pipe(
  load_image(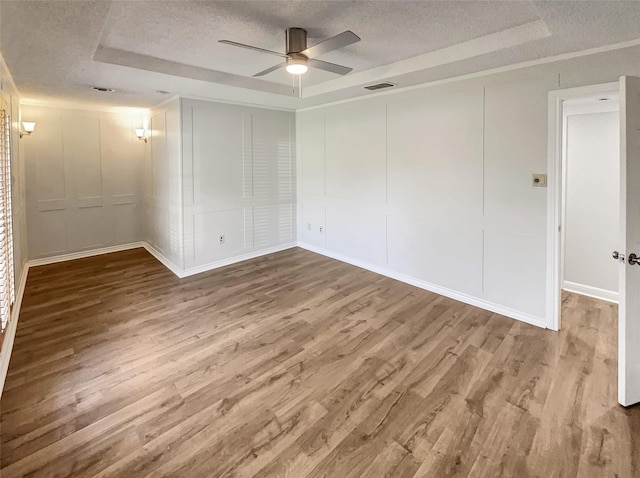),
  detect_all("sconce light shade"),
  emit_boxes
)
[22,122,36,133]
[135,128,147,143]
[20,121,36,138]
